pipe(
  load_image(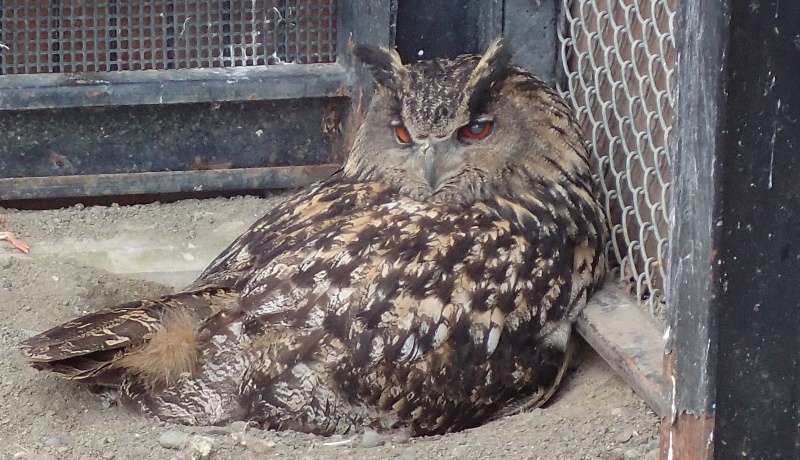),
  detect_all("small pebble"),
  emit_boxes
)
[611,408,623,416]
[102,451,116,459]
[181,435,214,460]
[394,454,417,460]
[624,448,641,459]
[361,429,385,448]
[390,429,412,444]
[229,420,249,431]
[45,436,66,448]
[244,437,275,454]
[159,430,189,449]
[530,408,544,417]
[645,449,659,460]
[231,431,276,453]
[615,431,633,443]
